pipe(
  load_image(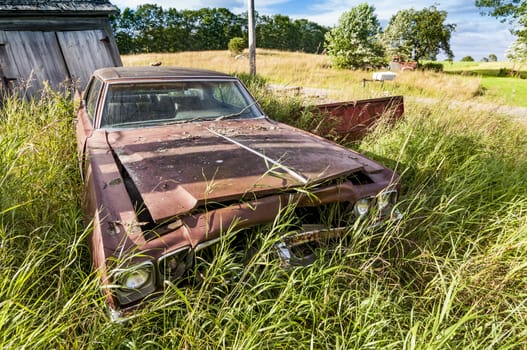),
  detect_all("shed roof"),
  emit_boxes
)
[0,0,117,15]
